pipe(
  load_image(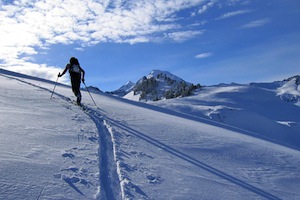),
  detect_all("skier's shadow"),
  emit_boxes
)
[106,117,281,200]
[63,177,84,196]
